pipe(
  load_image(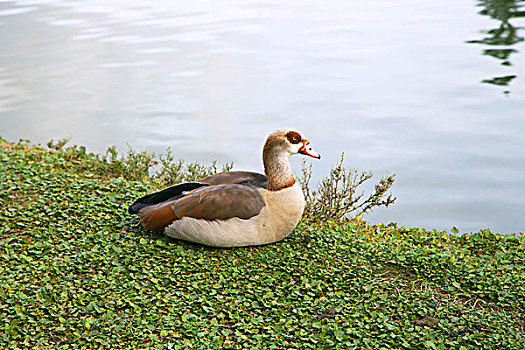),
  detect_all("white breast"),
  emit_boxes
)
[164,182,305,247]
